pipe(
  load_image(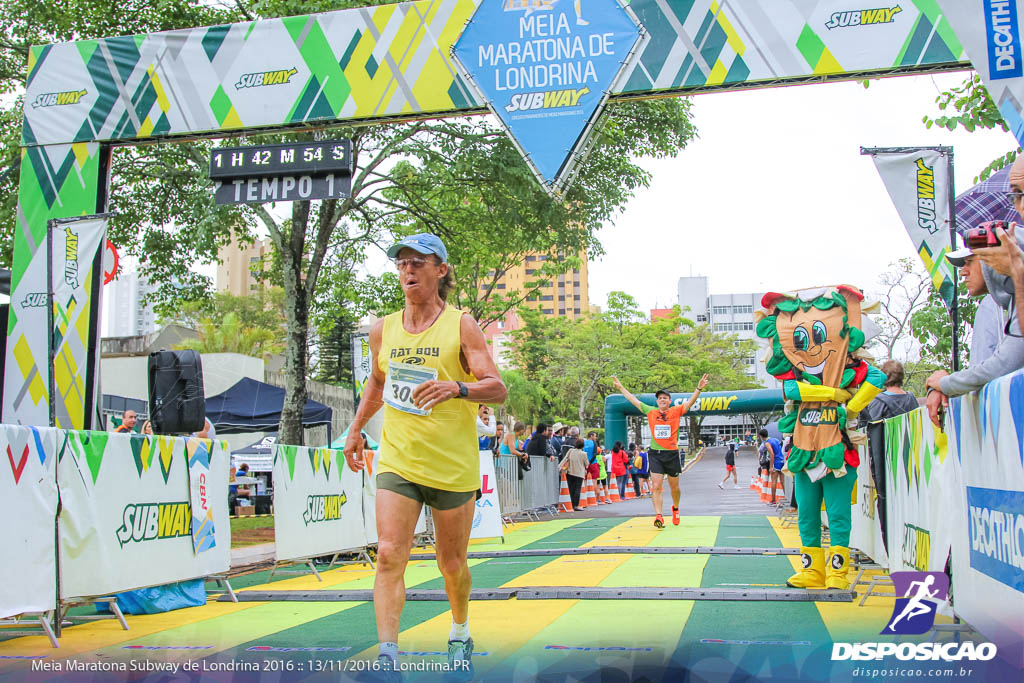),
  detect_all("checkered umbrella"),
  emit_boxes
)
[955,166,1017,236]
